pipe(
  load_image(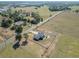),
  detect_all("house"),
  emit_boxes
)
[14,21,24,26]
[33,32,45,41]
[0,7,8,13]
[0,8,6,13]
